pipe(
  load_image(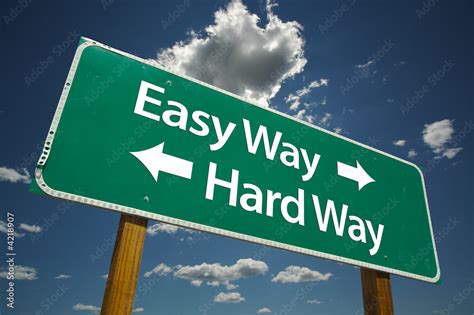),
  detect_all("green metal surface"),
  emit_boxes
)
[32,38,439,282]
